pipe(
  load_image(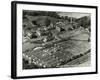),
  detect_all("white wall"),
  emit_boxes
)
[0,0,99,80]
